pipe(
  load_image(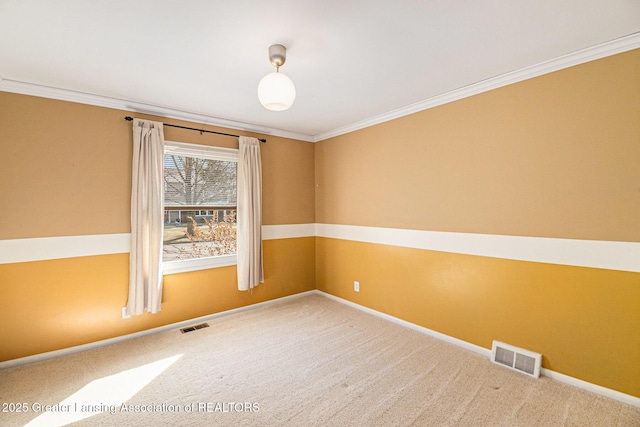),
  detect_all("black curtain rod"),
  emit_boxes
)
[124,116,266,143]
